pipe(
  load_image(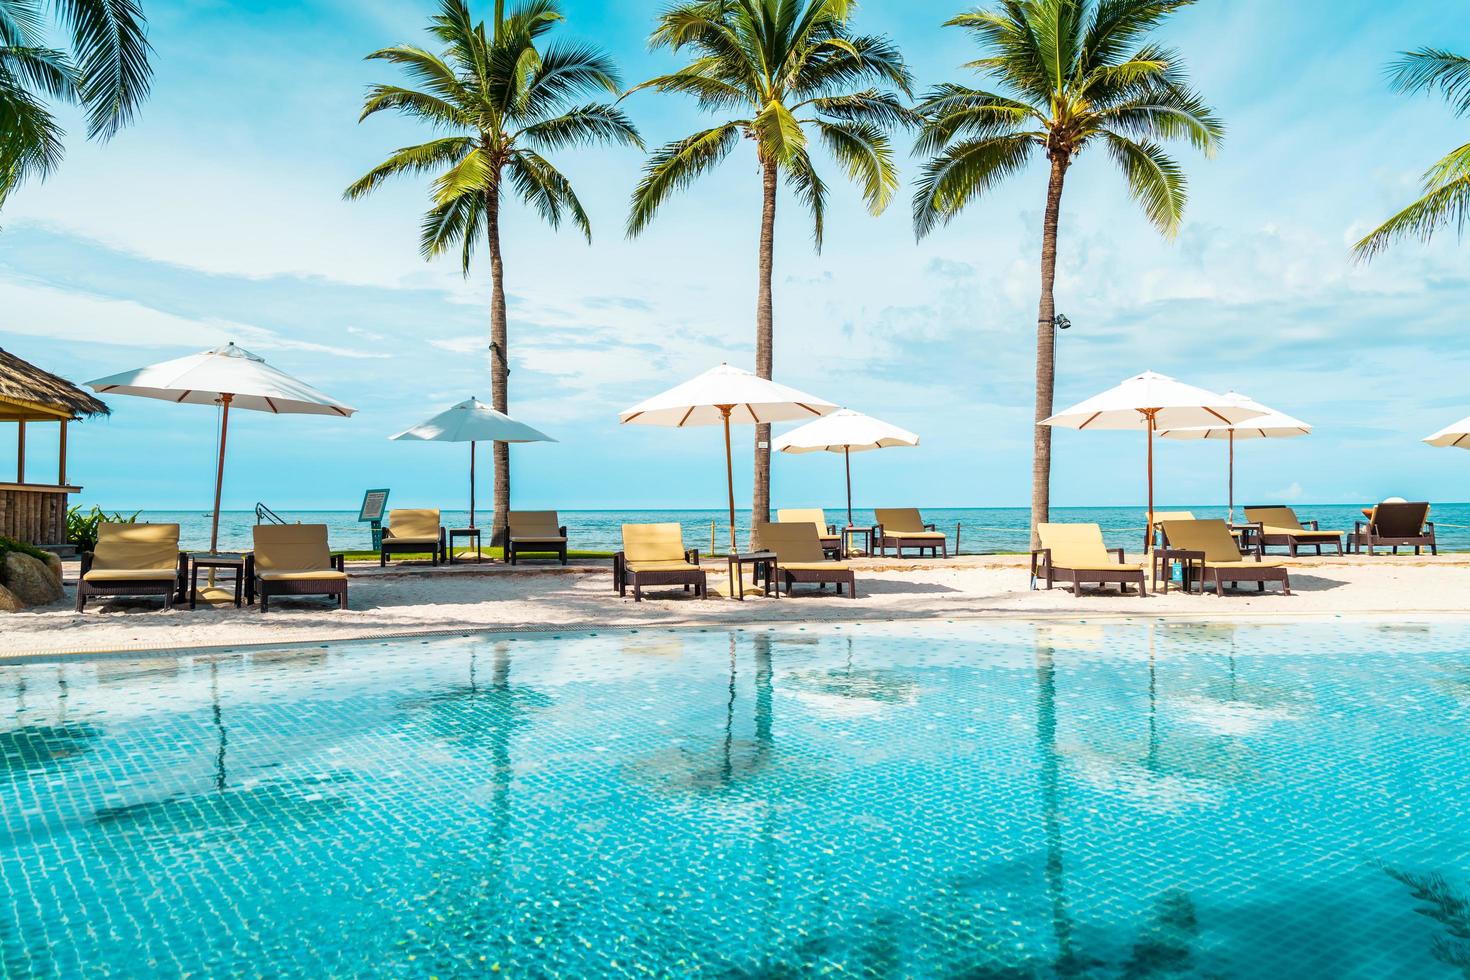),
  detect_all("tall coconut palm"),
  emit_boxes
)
[0,0,152,208]
[346,0,640,548]
[913,0,1222,543]
[626,0,912,528]
[1354,49,1470,261]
